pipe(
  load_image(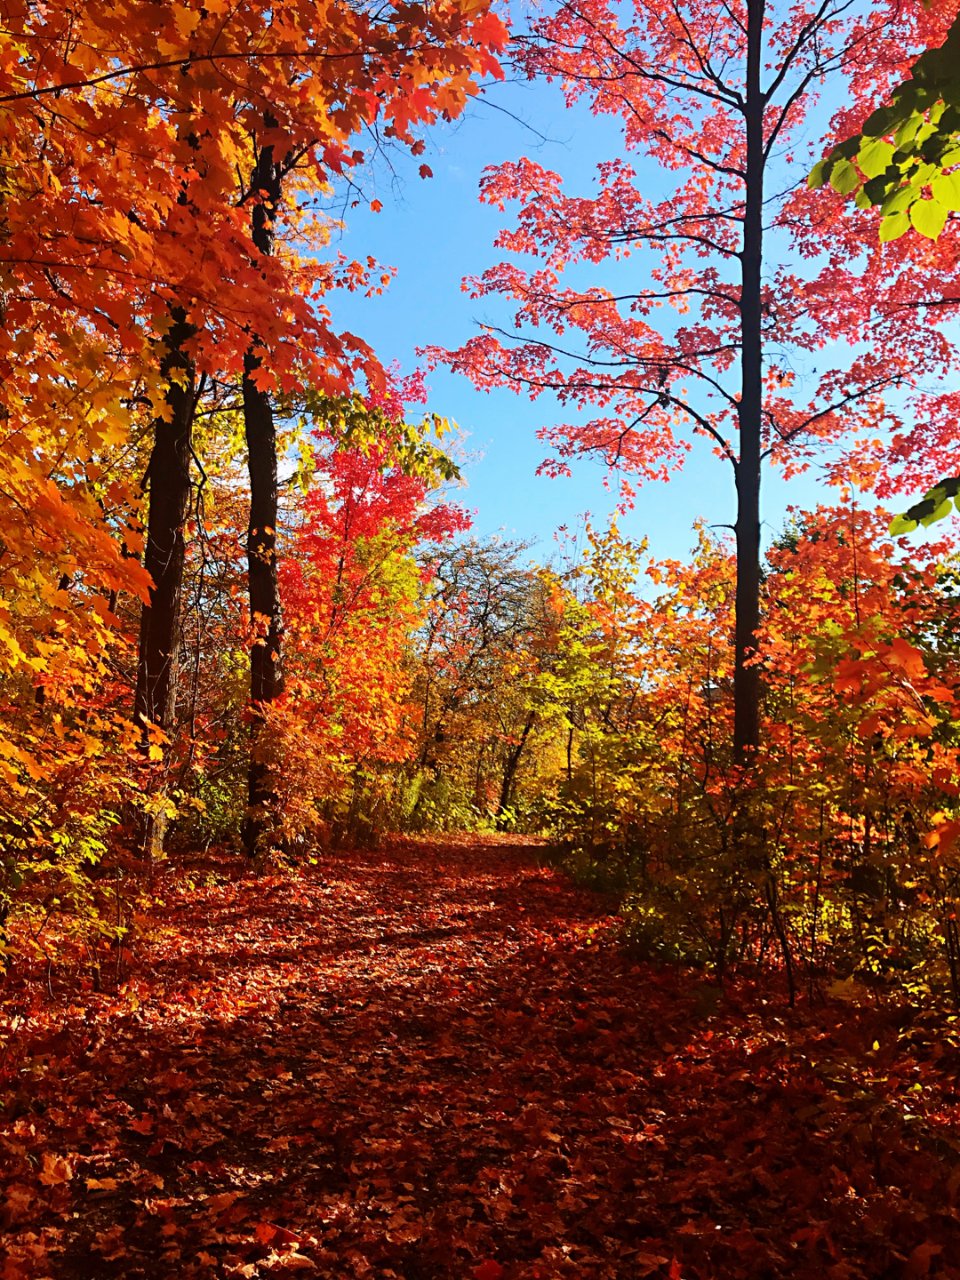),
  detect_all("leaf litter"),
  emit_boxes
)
[2,835,960,1278]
